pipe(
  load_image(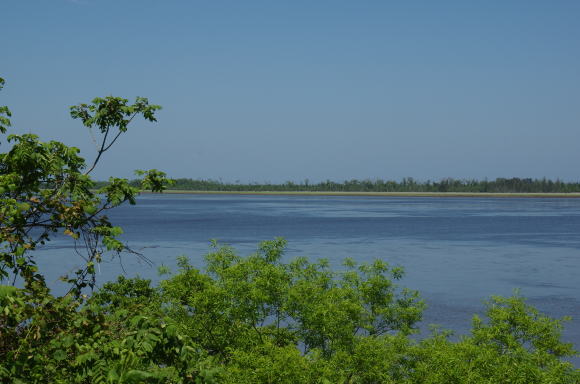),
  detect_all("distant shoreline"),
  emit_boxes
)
[142,190,580,198]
